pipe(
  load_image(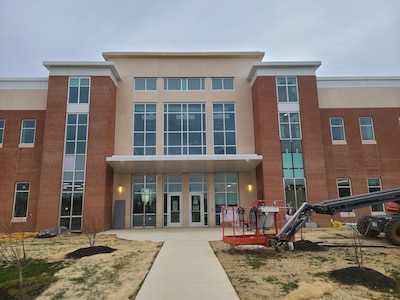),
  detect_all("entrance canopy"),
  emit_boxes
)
[106,154,262,173]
